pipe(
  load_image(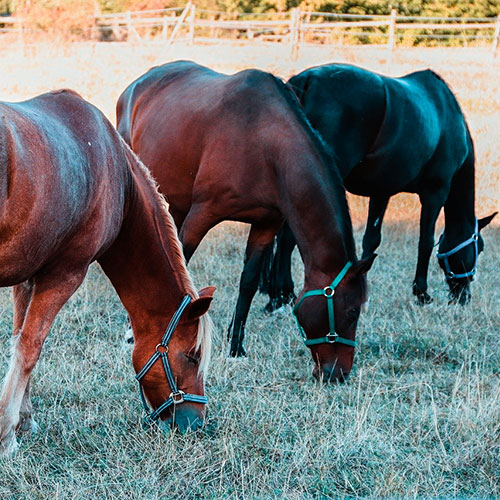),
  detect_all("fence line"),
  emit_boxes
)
[1,9,500,58]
